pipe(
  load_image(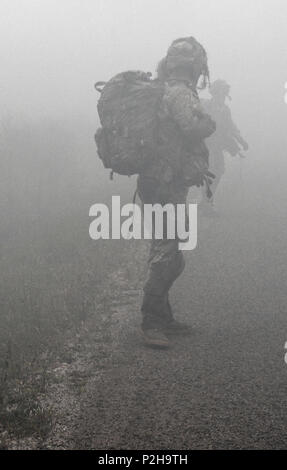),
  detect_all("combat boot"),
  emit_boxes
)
[141,328,170,349]
[163,319,193,336]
